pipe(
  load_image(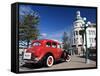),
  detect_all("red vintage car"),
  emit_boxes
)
[23,39,71,67]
